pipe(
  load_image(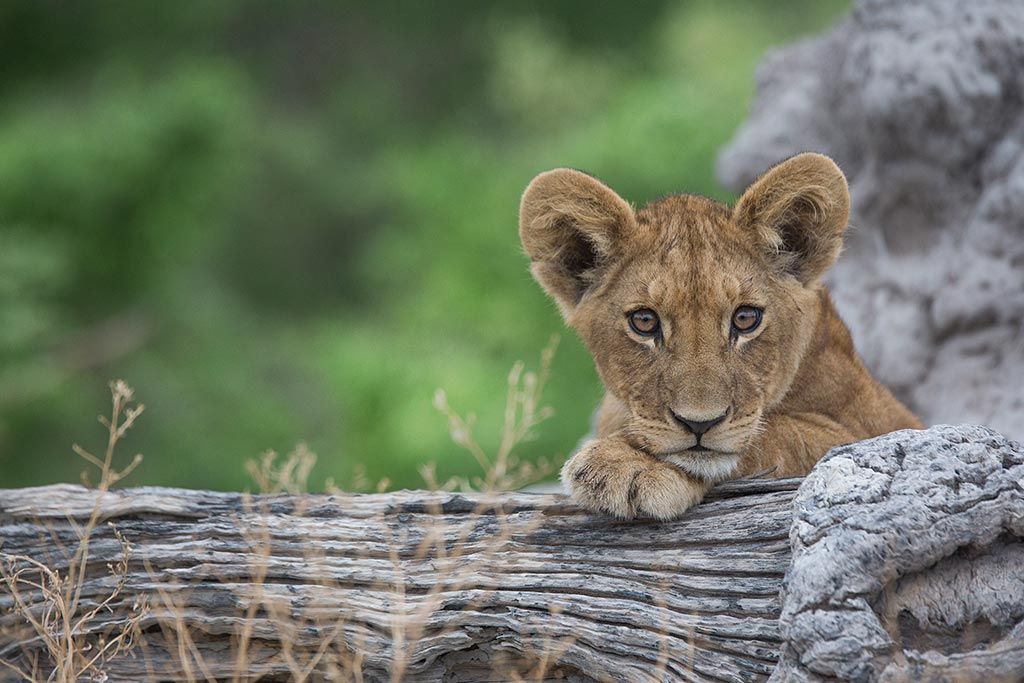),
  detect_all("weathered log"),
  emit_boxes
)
[0,477,798,682]
[1,425,1021,682]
